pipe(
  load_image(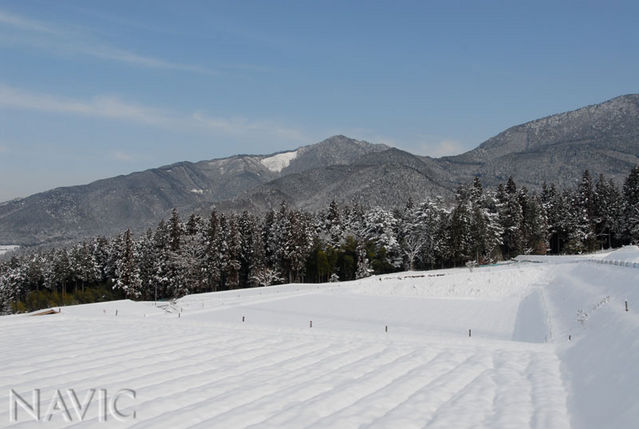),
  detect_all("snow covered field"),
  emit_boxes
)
[0,245,19,256]
[2,249,639,428]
